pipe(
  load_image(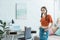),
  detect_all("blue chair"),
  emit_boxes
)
[25,27,33,40]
